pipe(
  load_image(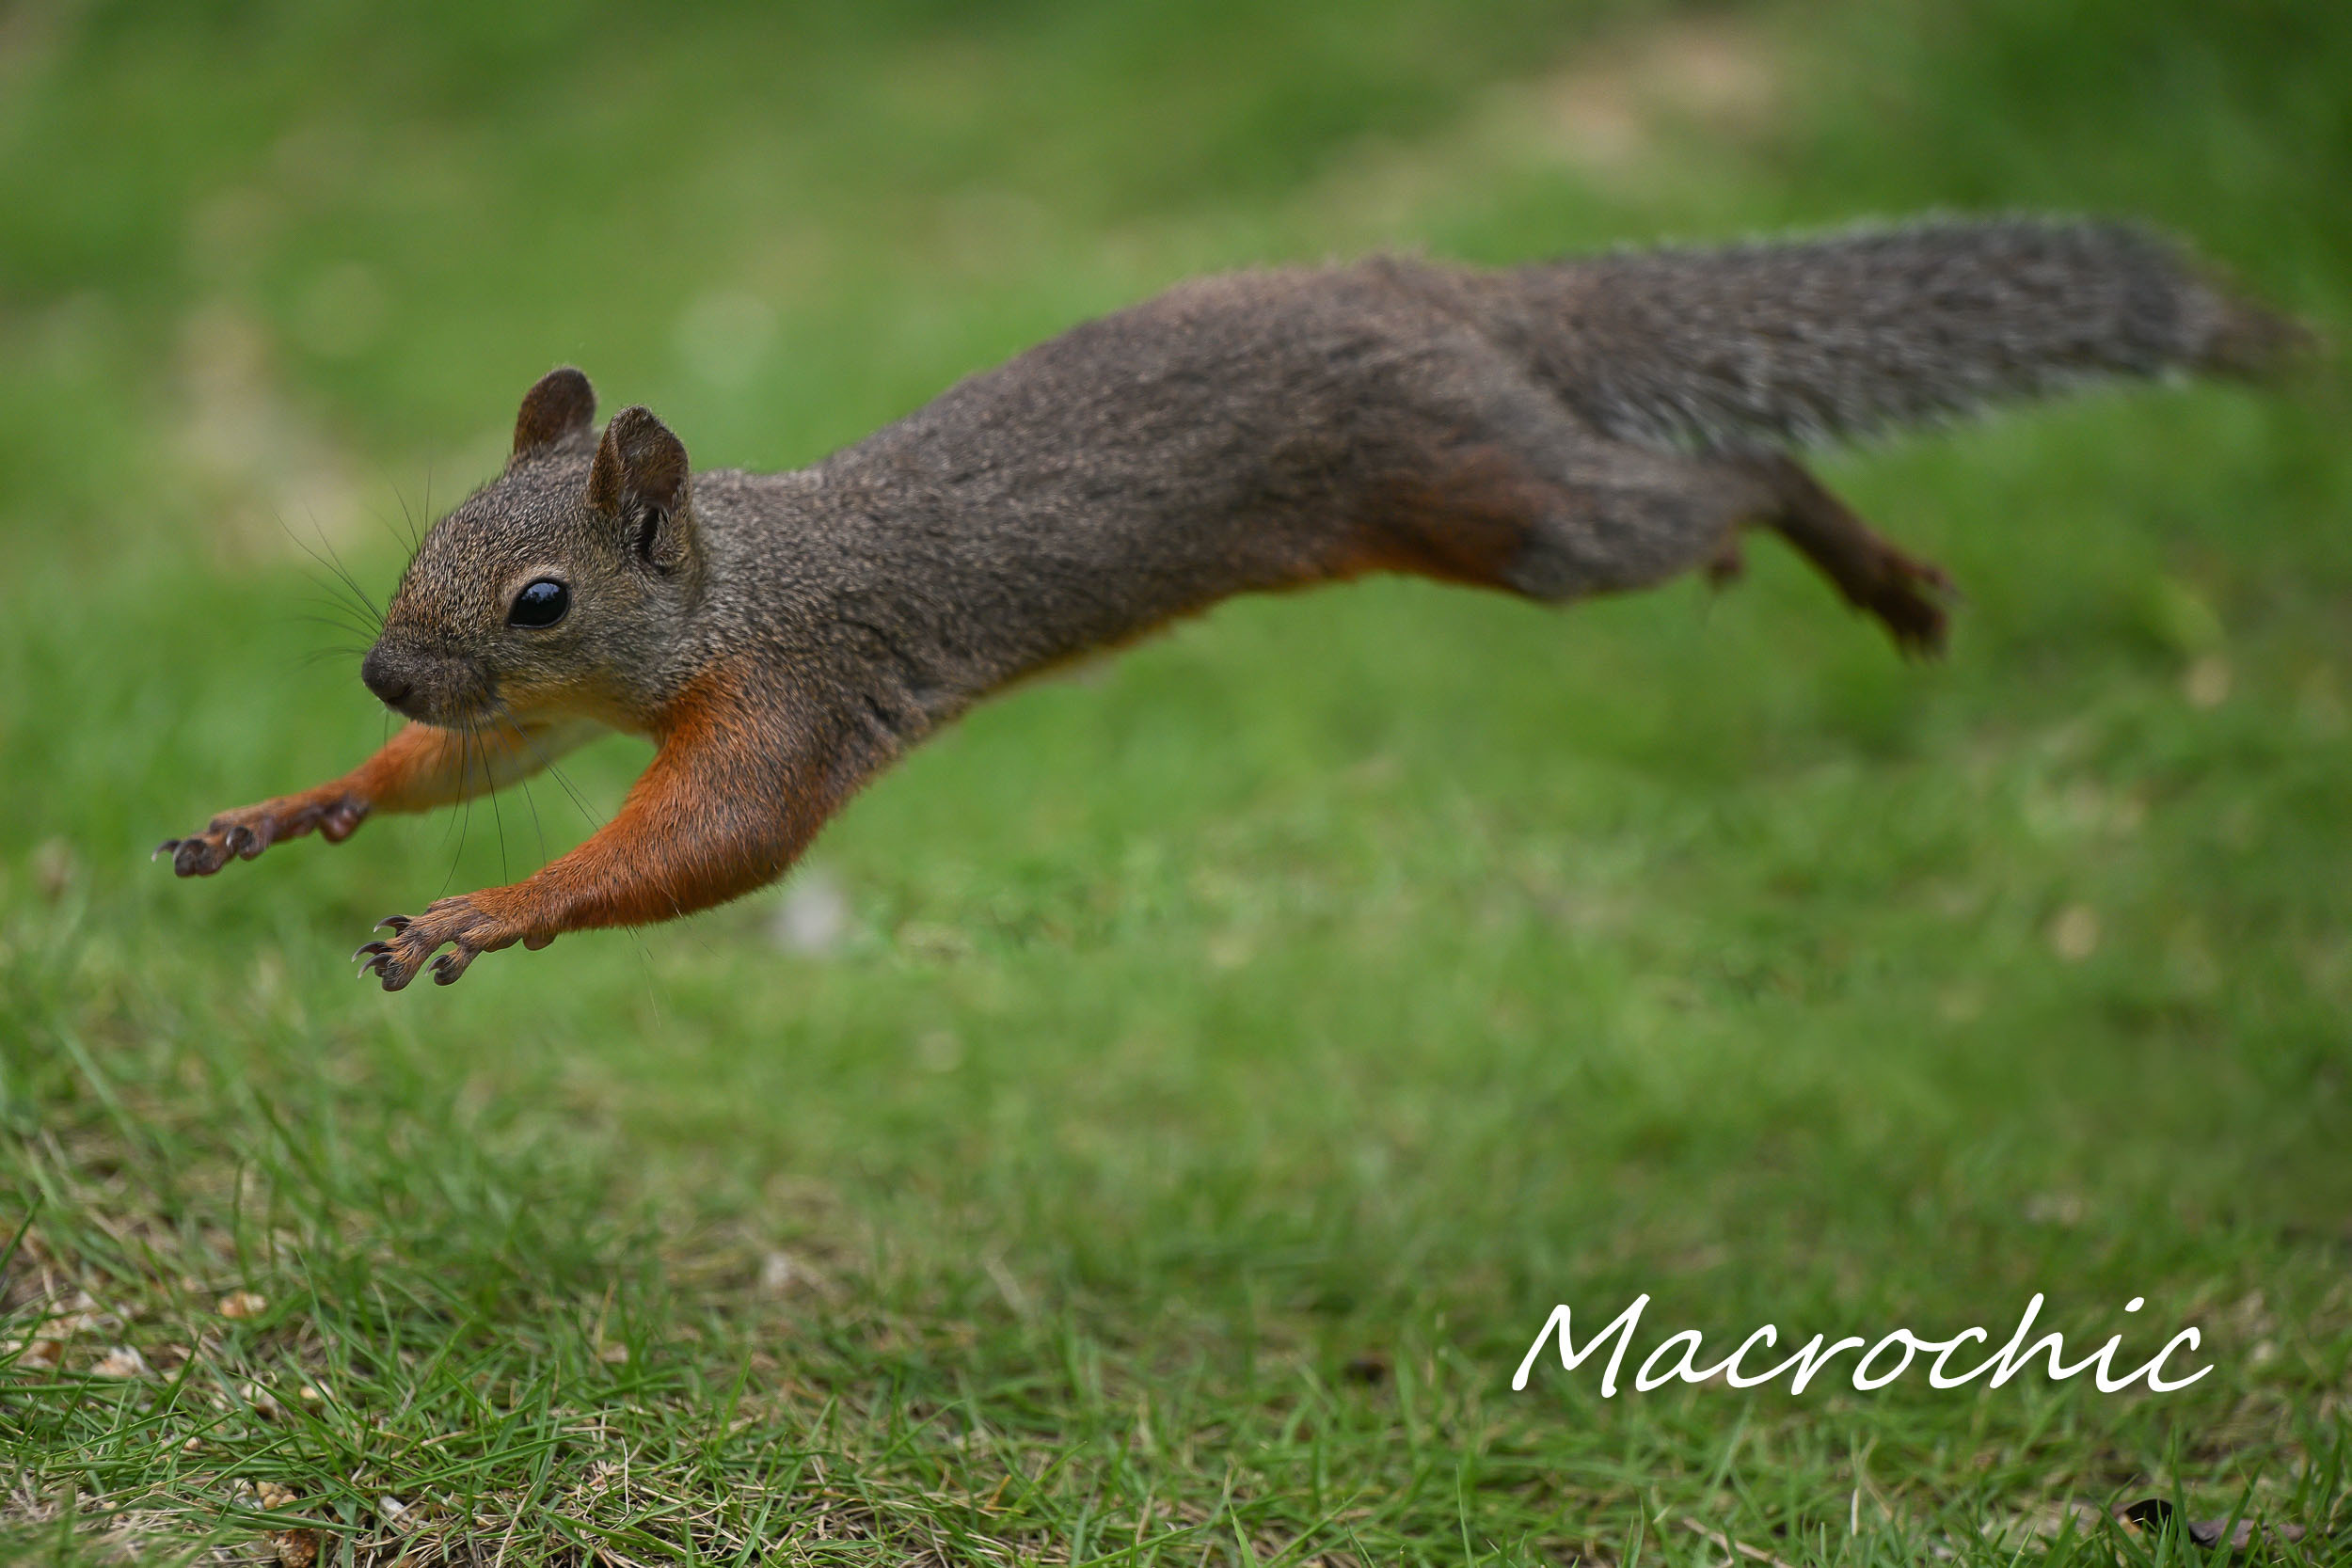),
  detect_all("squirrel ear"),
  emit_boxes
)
[588,405,695,569]
[512,367,596,462]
